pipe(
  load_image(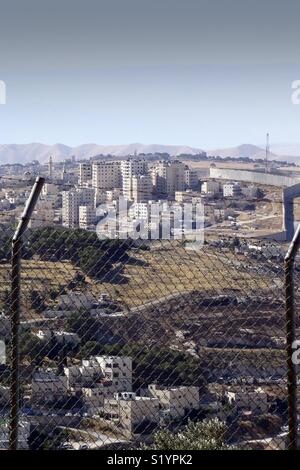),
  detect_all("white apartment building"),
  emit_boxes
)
[64,364,104,389]
[79,205,97,229]
[224,387,268,414]
[106,188,122,202]
[64,355,132,392]
[128,202,149,221]
[120,159,149,200]
[92,161,121,190]
[80,187,95,205]
[79,162,92,185]
[148,384,200,418]
[103,393,160,436]
[81,384,128,414]
[154,161,186,196]
[131,174,153,202]
[62,187,95,228]
[223,182,242,197]
[185,168,199,189]
[201,180,220,195]
[242,185,261,198]
[85,356,132,391]
[42,183,59,196]
[62,190,81,227]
